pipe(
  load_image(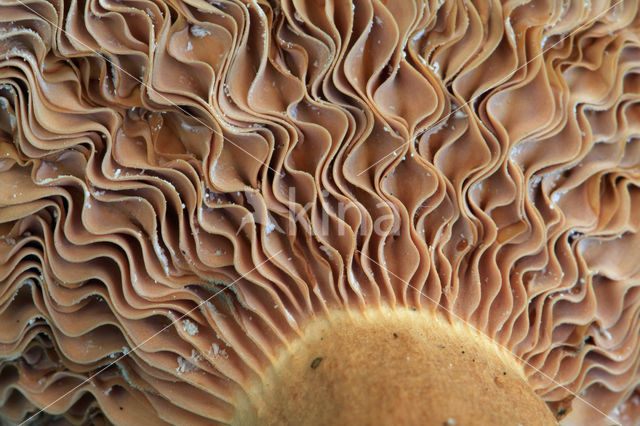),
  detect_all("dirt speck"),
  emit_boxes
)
[310,357,323,369]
